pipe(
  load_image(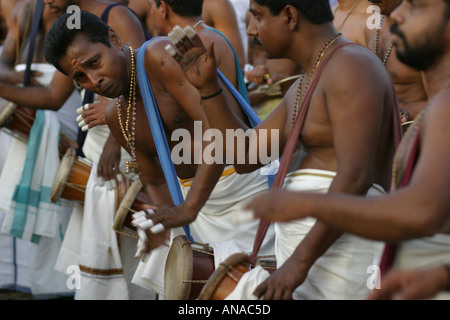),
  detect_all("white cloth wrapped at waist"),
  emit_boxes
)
[226,168,385,300]
[393,233,450,300]
[15,63,81,140]
[177,165,275,256]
